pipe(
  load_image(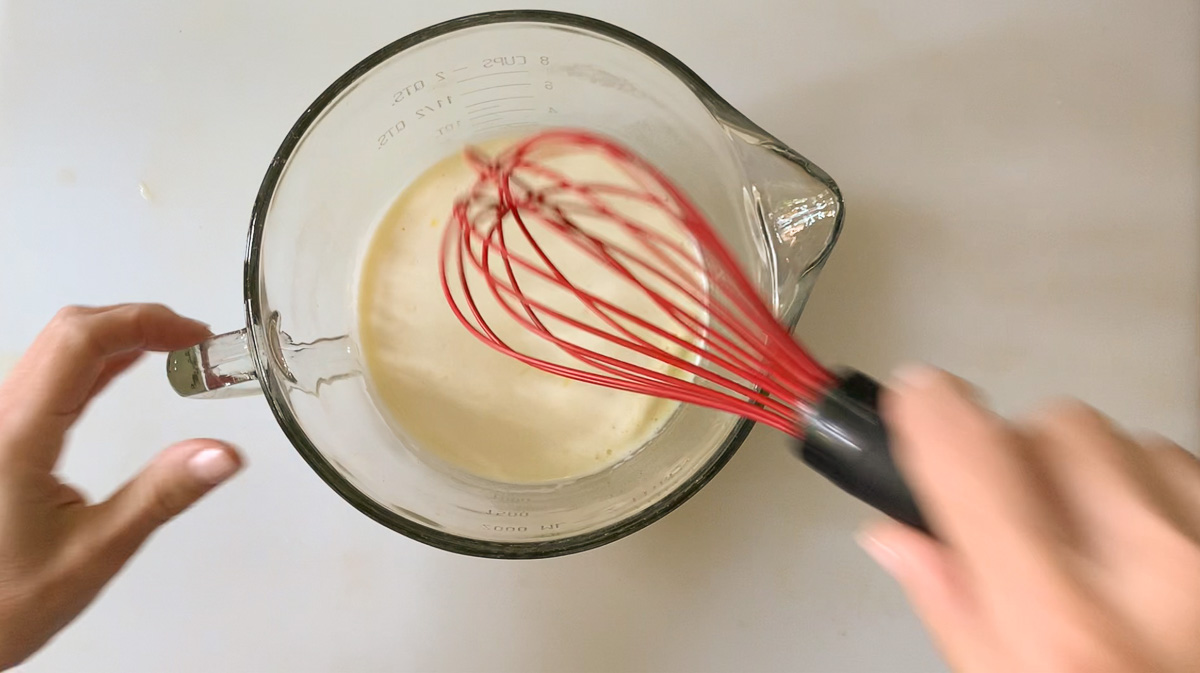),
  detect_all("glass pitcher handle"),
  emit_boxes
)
[166,328,261,398]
